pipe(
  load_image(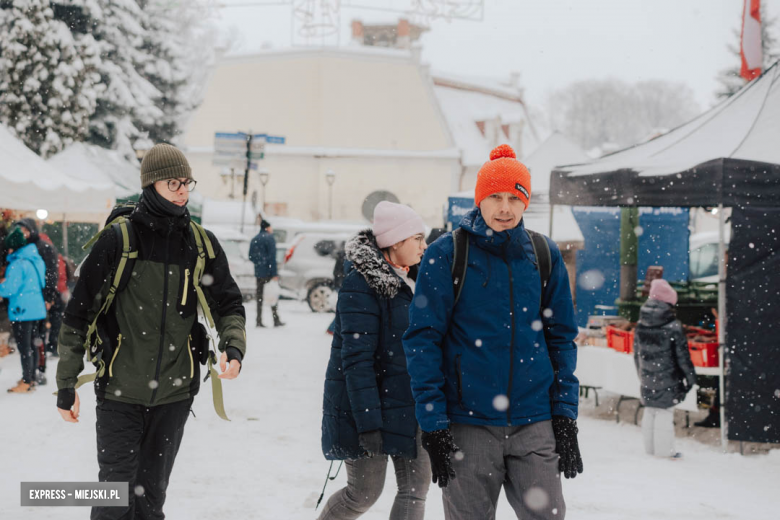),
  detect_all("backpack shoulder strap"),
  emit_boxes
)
[111,220,137,293]
[451,227,469,305]
[189,221,216,329]
[527,229,552,300]
[82,218,138,376]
